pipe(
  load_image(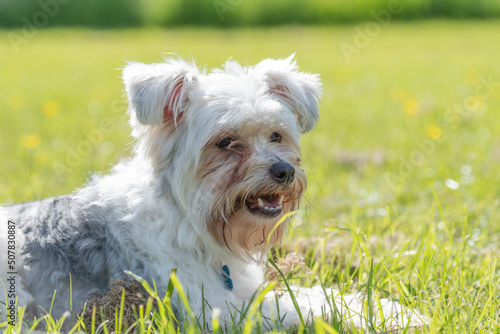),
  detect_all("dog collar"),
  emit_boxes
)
[221,265,233,291]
